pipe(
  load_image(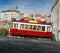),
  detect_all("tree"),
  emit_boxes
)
[0,28,8,36]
